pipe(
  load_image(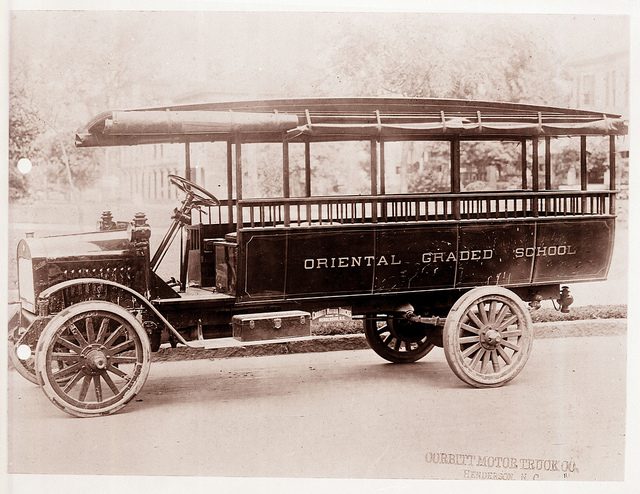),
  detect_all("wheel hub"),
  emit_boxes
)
[480,327,502,349]
[85,349,108,371]
[392,320,427,343]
